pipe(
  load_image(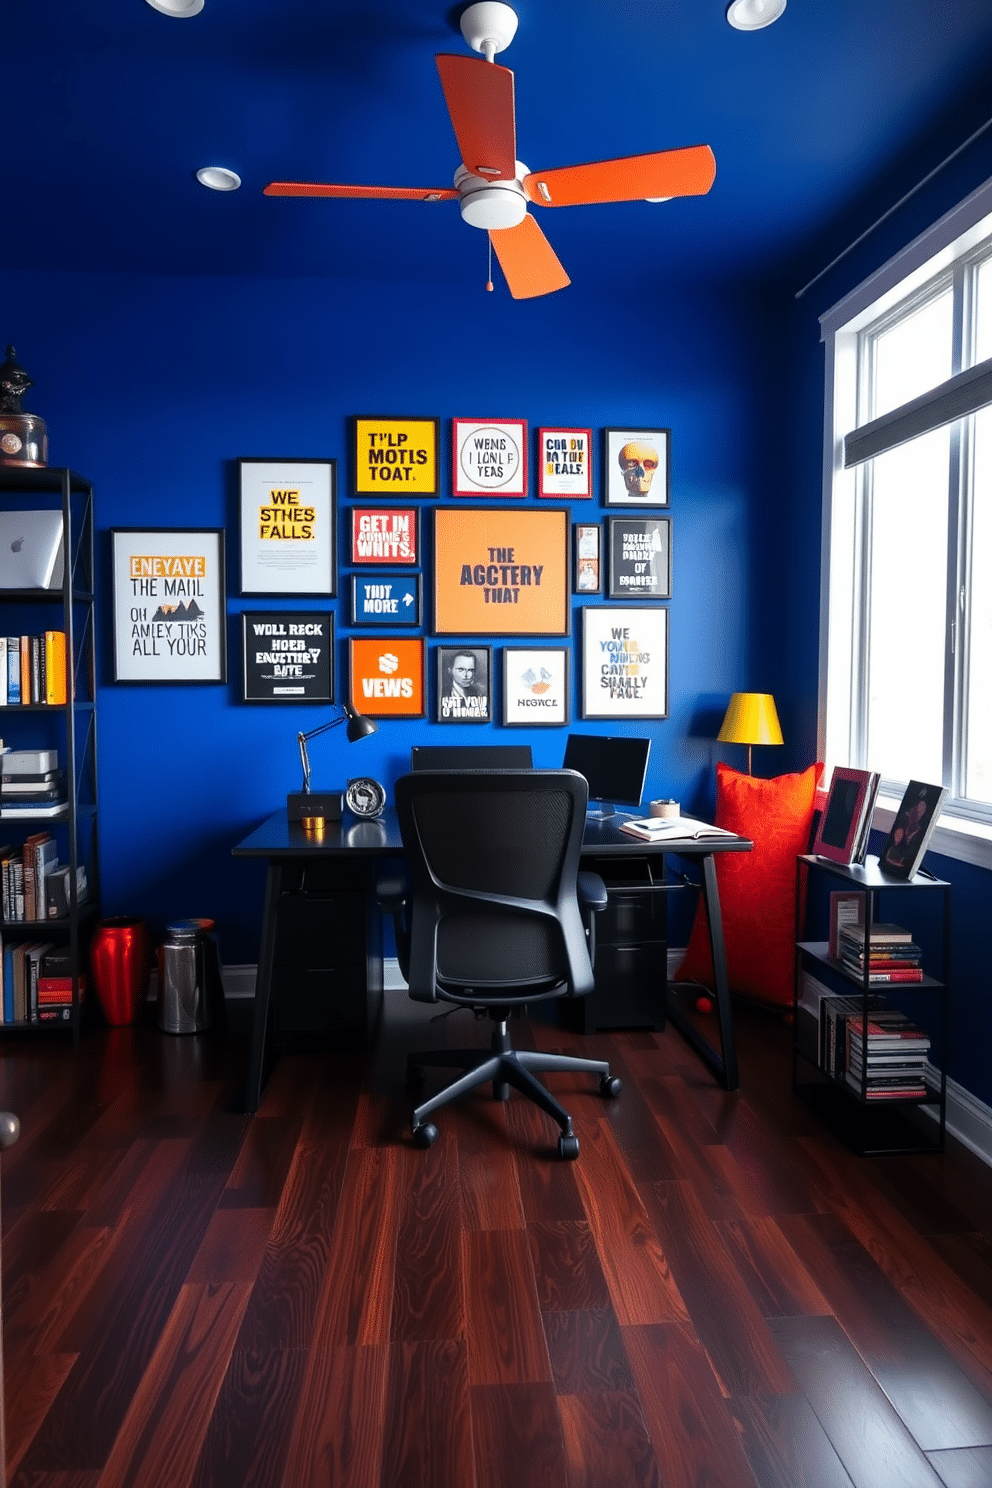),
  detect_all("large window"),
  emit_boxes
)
[820,180,992,865]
